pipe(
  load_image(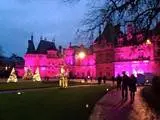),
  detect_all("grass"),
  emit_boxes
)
[141,86,160,114]
[0,85,111,120]
[0,80,96,91]
[0,81,58,91]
